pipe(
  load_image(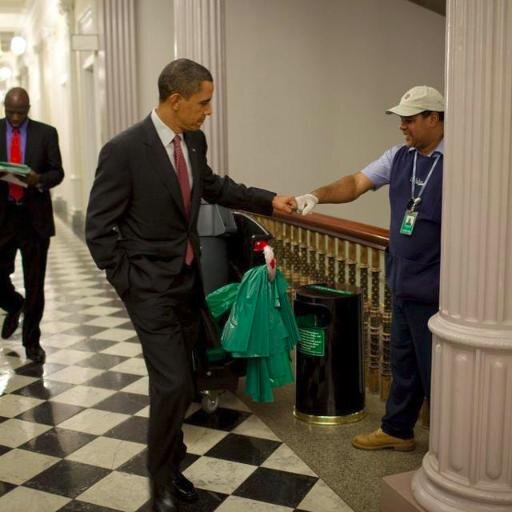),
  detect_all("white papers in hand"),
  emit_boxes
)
[0,174,27,187]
